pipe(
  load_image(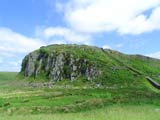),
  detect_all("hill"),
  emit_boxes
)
[20,44,160,89]
[1,45,160,117]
